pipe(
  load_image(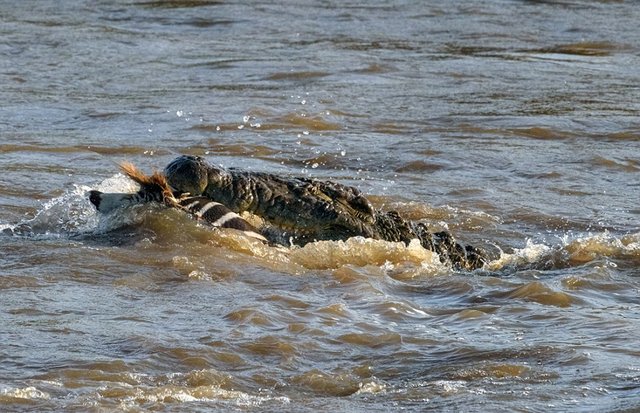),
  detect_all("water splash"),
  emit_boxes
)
[4,173,638,274]
[488,231,640,272]
[488,239,551,270]
[2,173,138,239]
